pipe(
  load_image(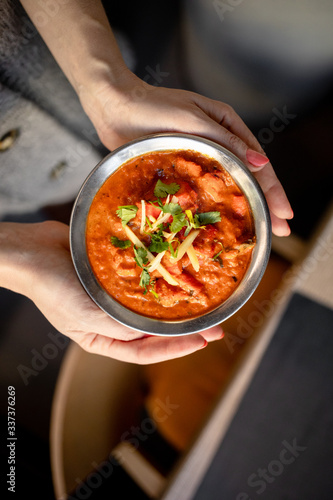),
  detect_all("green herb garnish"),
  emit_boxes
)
[139,268,151,294]
[133,246,150,294]
[110,236,132,249]
[154,180,180,198]
[149,229,170,253]
[195,211,221,226]
[212,249,223,260]
[168,241,179,259]
[170,212,188,233]
[162,202,182,215]
[150,280,160,300]
[145,216,153,229]
[133,246,149,268]
[116,205,138,226]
